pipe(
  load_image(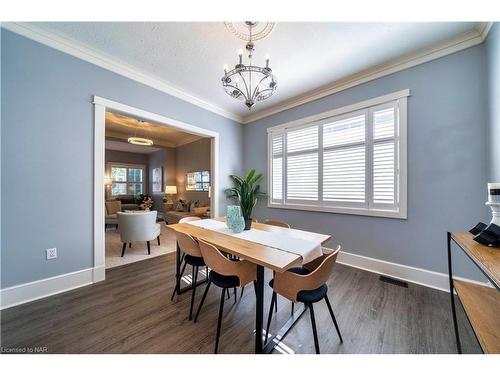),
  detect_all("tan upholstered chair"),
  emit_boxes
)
[105,200,122,230]
[265,246,343,354]
[264,220,291,228]
[171,232,207,320]
[194,239,257,354]
[117,211,160,257]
